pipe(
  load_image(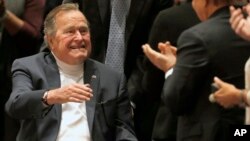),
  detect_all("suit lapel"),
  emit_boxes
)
[84,59,99,134]
[45,53,60,89]
[44,53,62,125]
[125,0,145,43]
